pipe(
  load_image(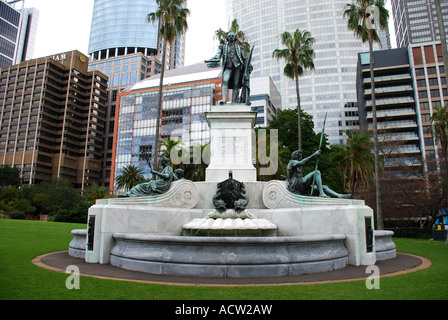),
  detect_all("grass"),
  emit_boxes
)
[0,219,447,300]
